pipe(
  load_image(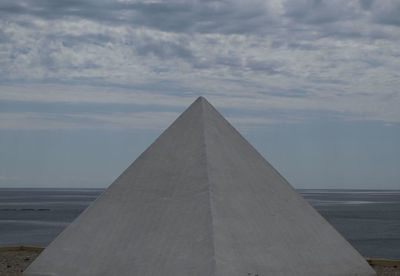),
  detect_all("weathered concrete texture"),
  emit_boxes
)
[24,97,376,276]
